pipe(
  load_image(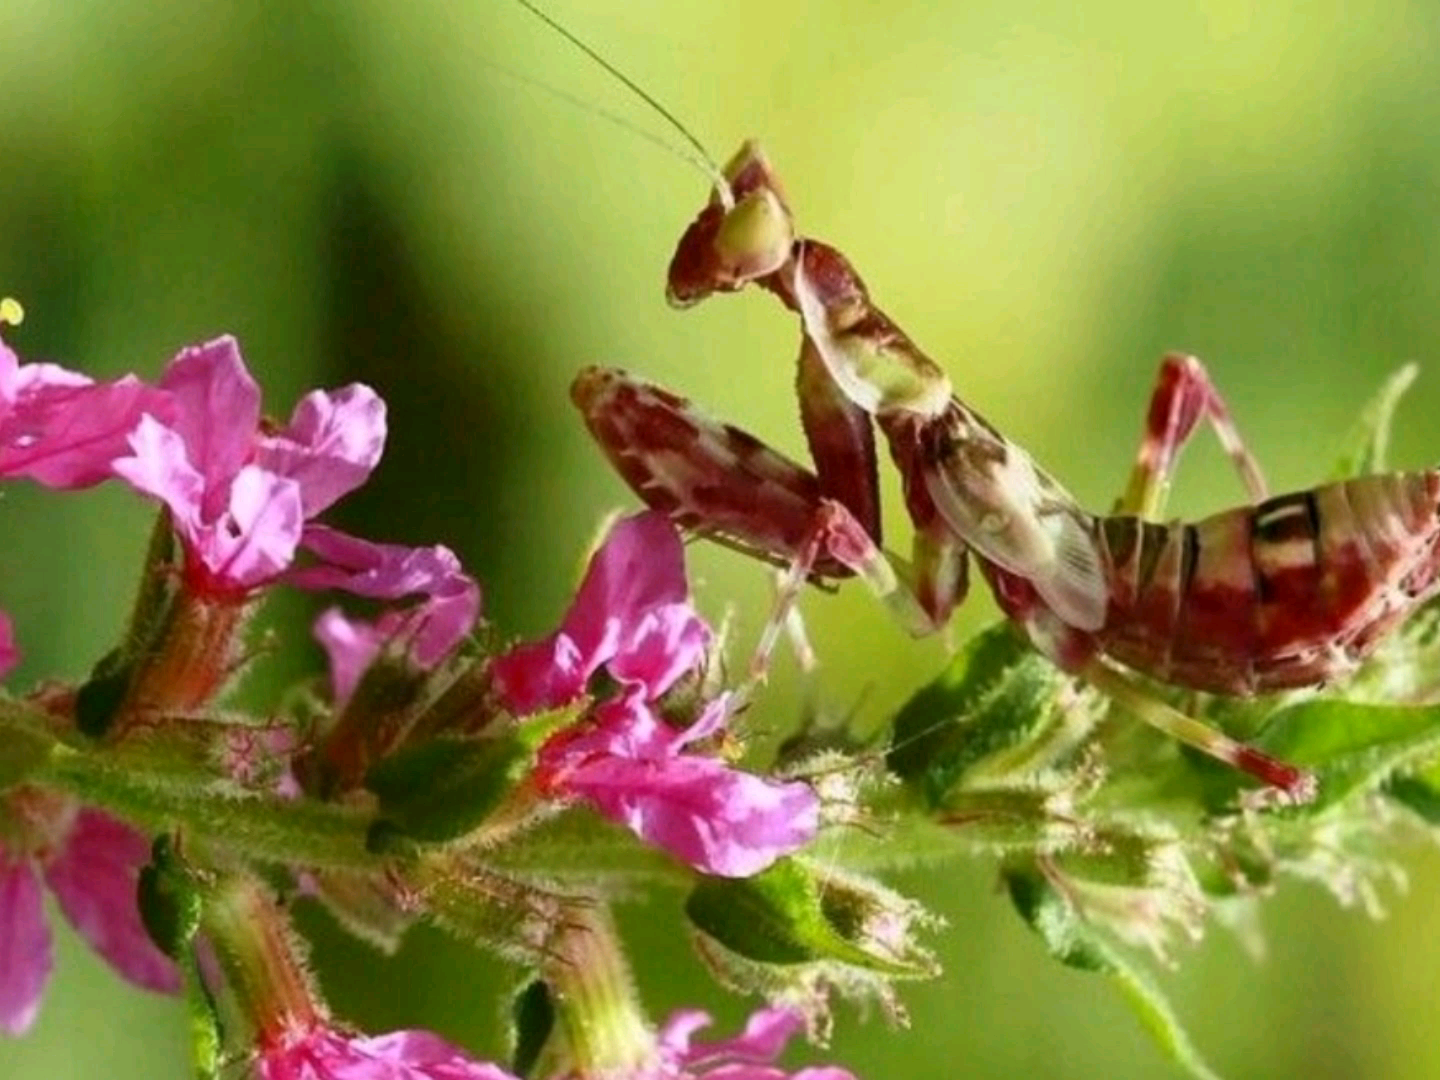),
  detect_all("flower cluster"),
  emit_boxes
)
[0,307,857,1079]
[5,298,1440,1080]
